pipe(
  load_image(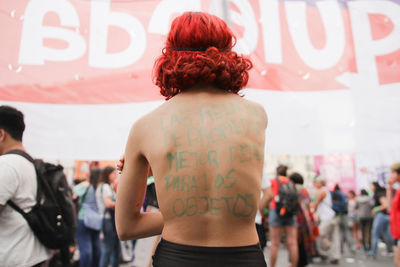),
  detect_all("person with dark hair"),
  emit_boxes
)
[260,165,299,267]
[289,172,304,185]
[331,184,356,254]
[255,169,270,251]
[388,162,400,266]
[331,184,347,216]
[0,106,52,266]
[96,166,120,267]
[116,12,267,267]
[356,189,373,252]
[369,181,393,258]
[289,172,318,267]
[73,167,102,267]
[276,164,288,177]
